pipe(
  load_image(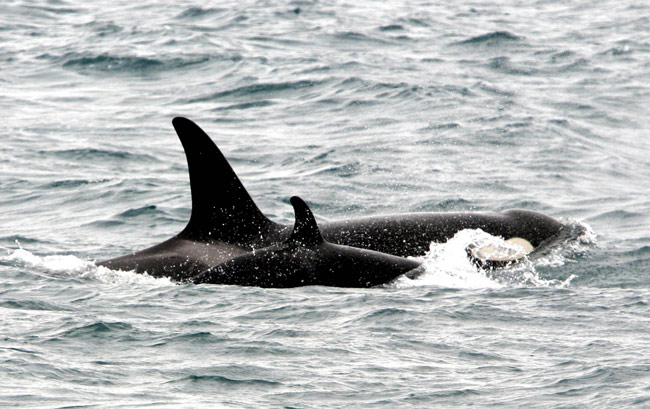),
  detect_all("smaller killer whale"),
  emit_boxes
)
[192,197,423,288]
[98,118,566,281]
